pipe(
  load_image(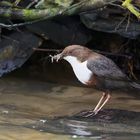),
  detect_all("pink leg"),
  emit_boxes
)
[94,93,111,115]
[93,92,106,112]
[85,92,111,117]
